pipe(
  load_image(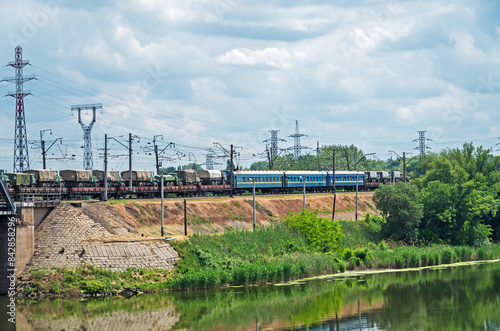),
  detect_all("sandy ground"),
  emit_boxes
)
[75,192,379,242]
